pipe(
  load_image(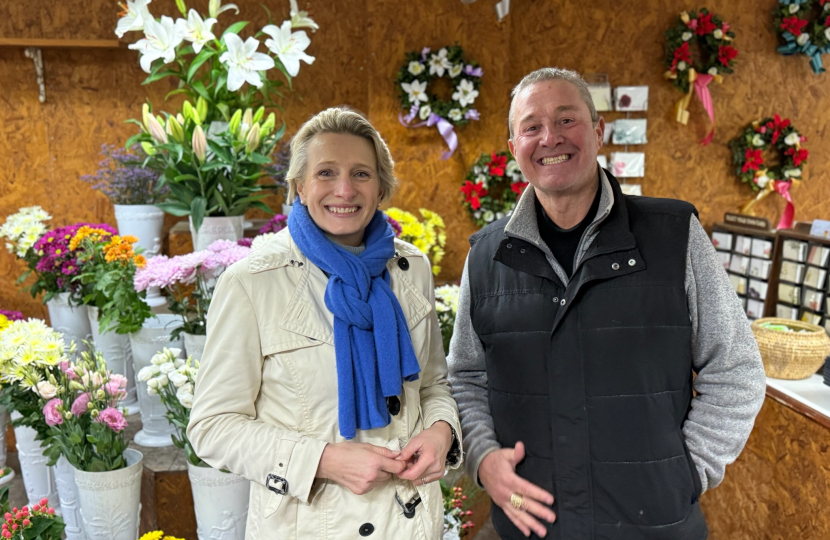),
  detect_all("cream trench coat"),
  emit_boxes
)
[187,228,463,540]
